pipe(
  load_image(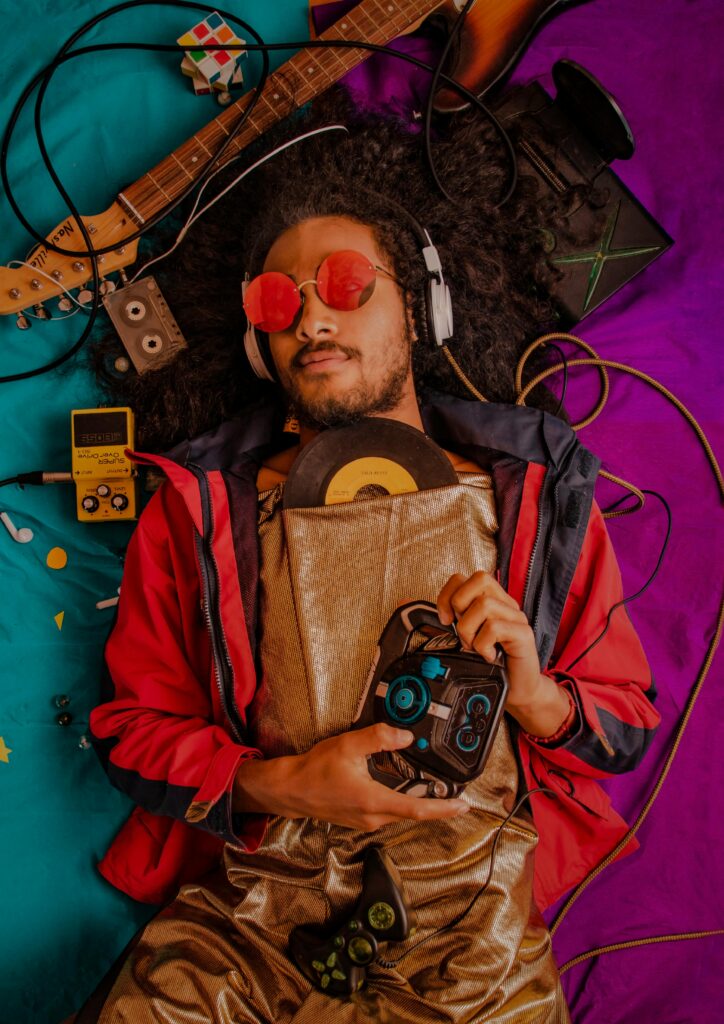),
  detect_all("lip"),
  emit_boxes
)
[298,352,349,371]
